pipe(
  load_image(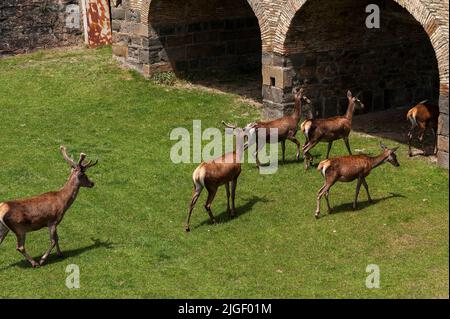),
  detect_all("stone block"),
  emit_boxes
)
[437,150,449,169]
[112,43,128,57]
